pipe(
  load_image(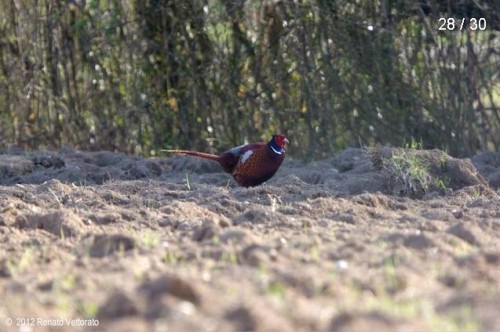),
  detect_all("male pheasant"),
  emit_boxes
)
[163,134,289,187]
